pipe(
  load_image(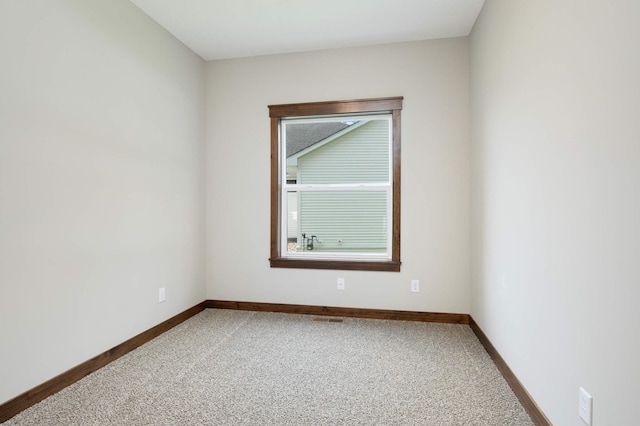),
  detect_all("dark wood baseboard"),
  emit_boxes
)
[469,316,552,426]
[205,300,470,324]
[0,301,207,423]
